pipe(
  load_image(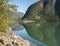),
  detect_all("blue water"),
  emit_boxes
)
[14,29,46,46]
